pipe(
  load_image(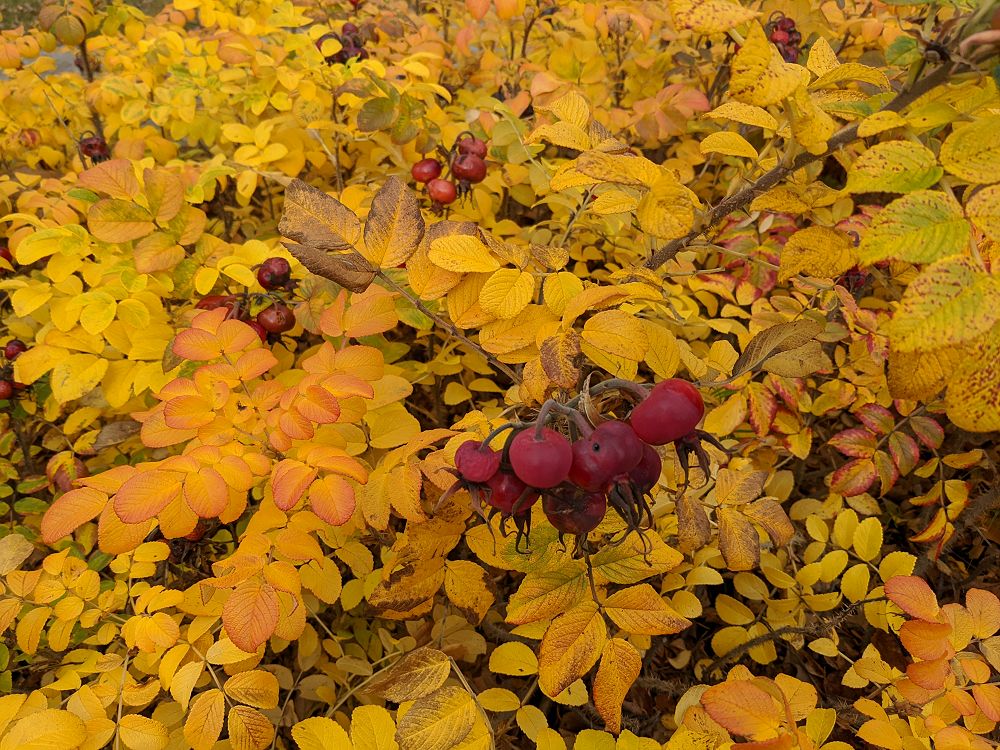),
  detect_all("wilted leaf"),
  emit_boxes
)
[731,319,824,378]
